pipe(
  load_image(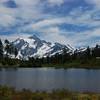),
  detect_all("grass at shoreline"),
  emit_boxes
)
[0,86,100,100]
[43,63,100,69]
[43,59,100,69]
[0,64,100,69]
